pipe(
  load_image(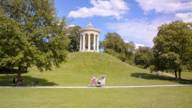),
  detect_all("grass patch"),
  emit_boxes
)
[0,87,191,108]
